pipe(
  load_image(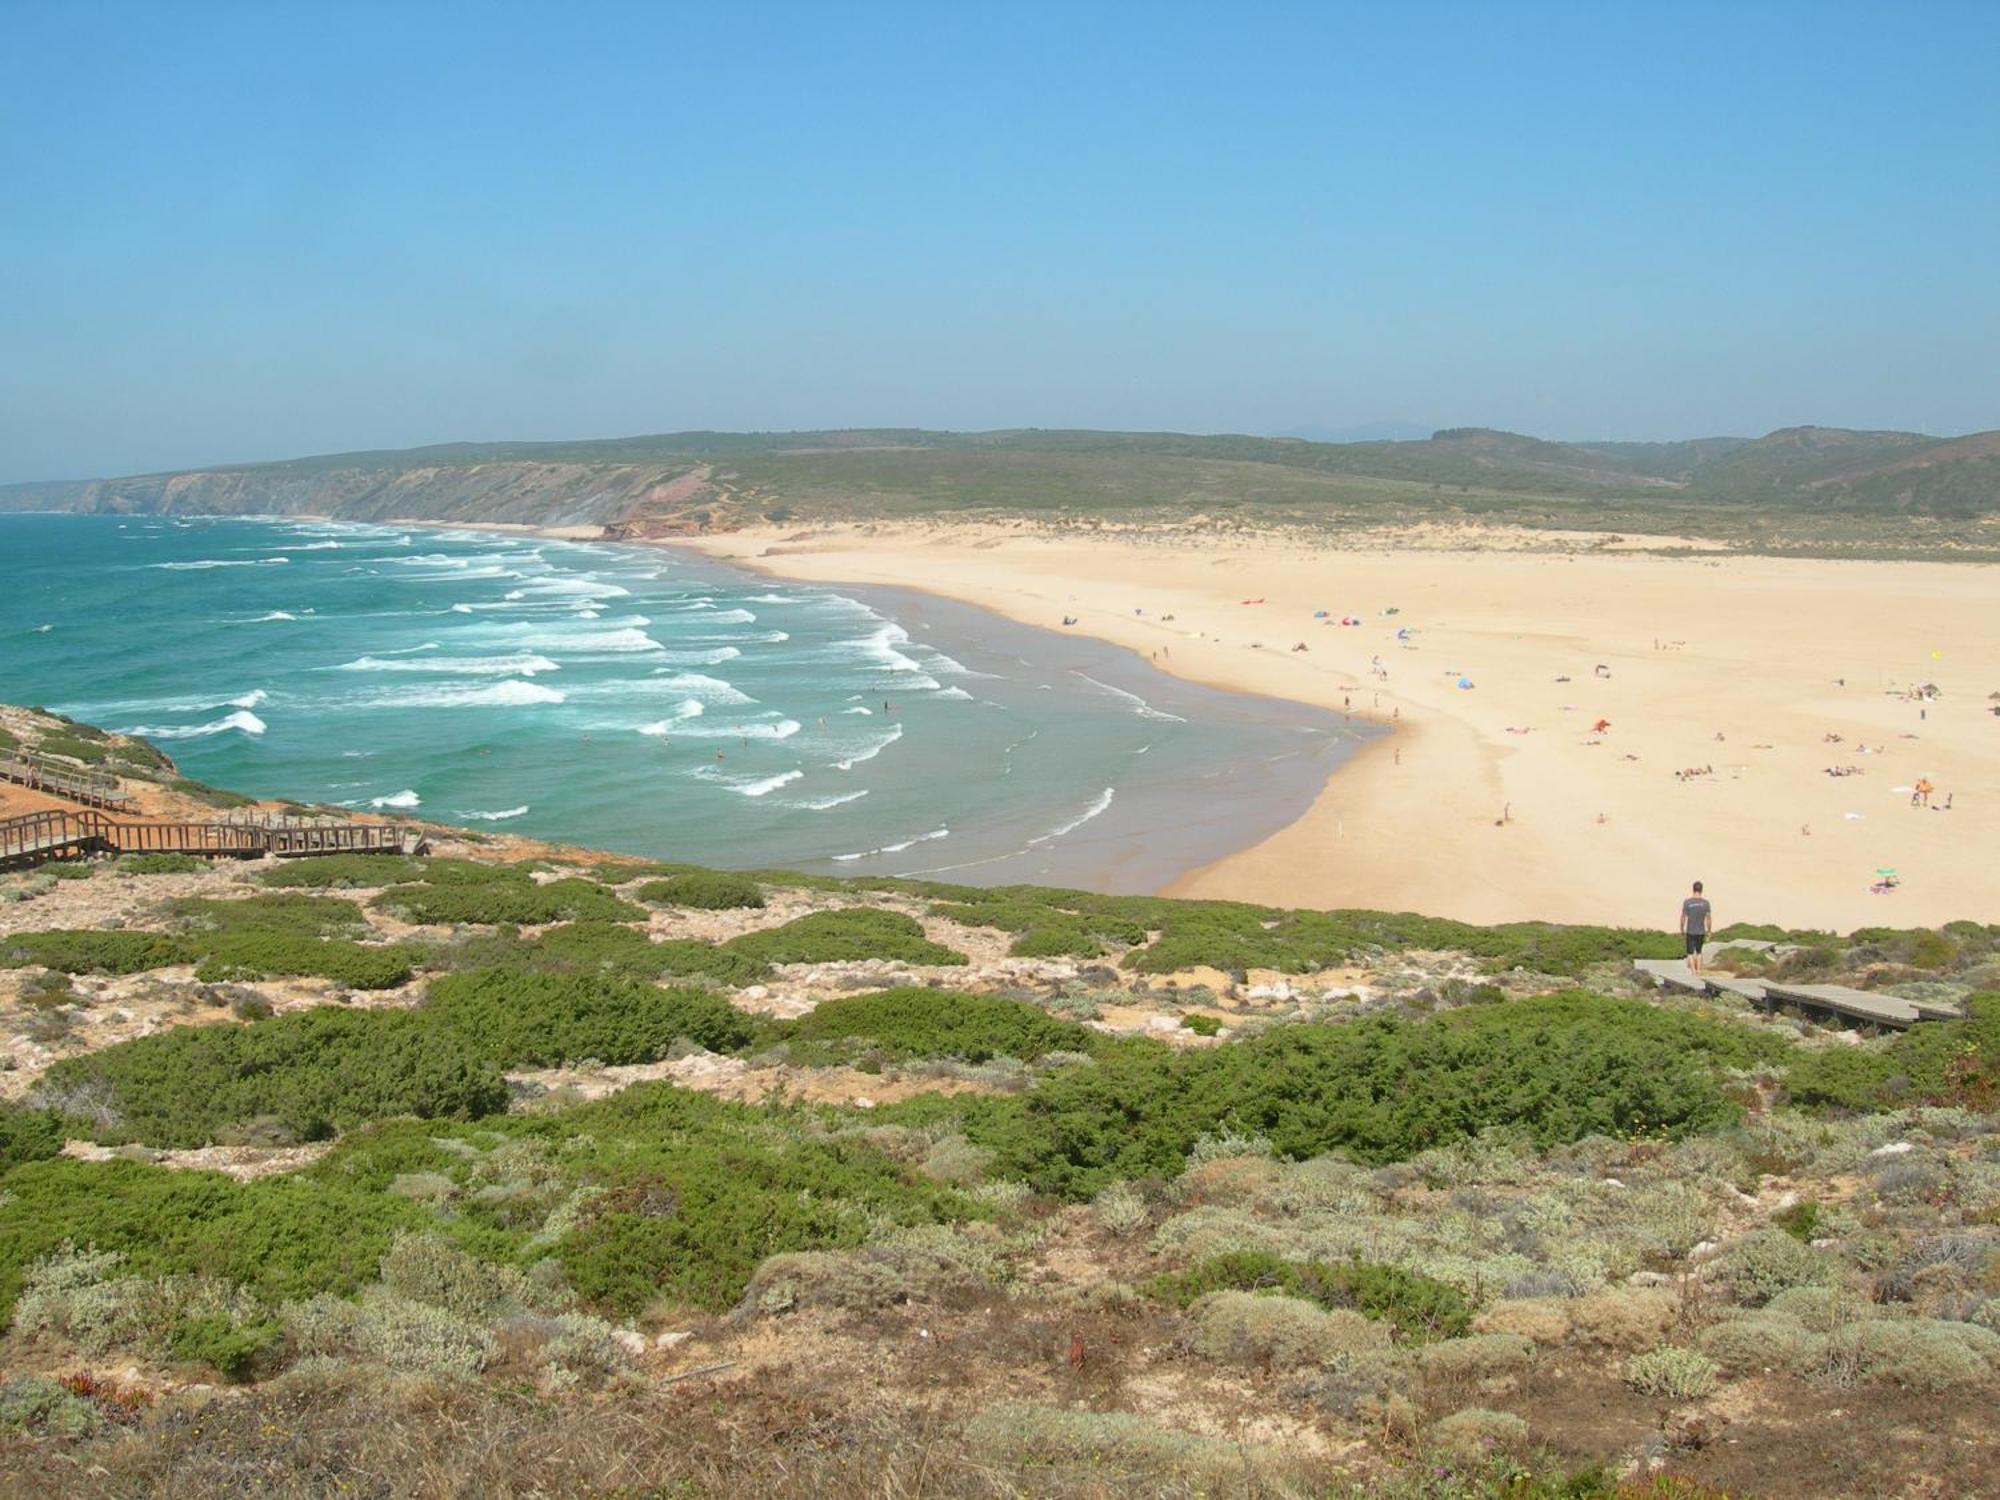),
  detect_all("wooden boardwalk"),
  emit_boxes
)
[1632,956,1960,1030]
[0,752,134,812]
[1,808,420,868]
